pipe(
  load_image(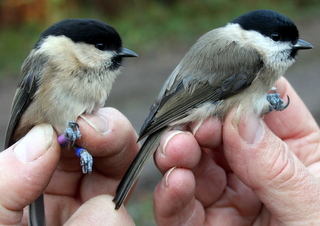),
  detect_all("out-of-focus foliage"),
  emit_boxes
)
[1,0,318,27]
[0,0,47,27]
[0,0,319,75]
